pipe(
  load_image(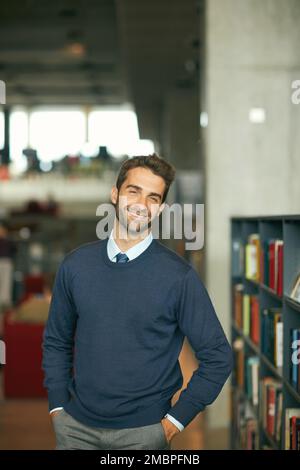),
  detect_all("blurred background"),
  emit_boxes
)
[0,0,300,450]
